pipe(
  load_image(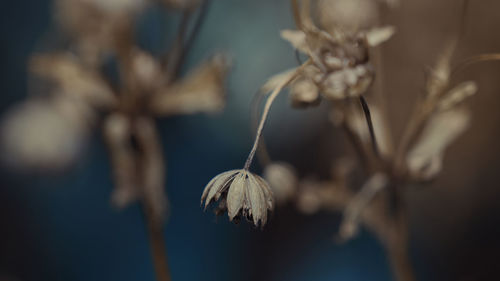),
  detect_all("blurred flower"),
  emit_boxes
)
[1,98,92,171]
[263,162,298,204]
[201,169,274,227]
